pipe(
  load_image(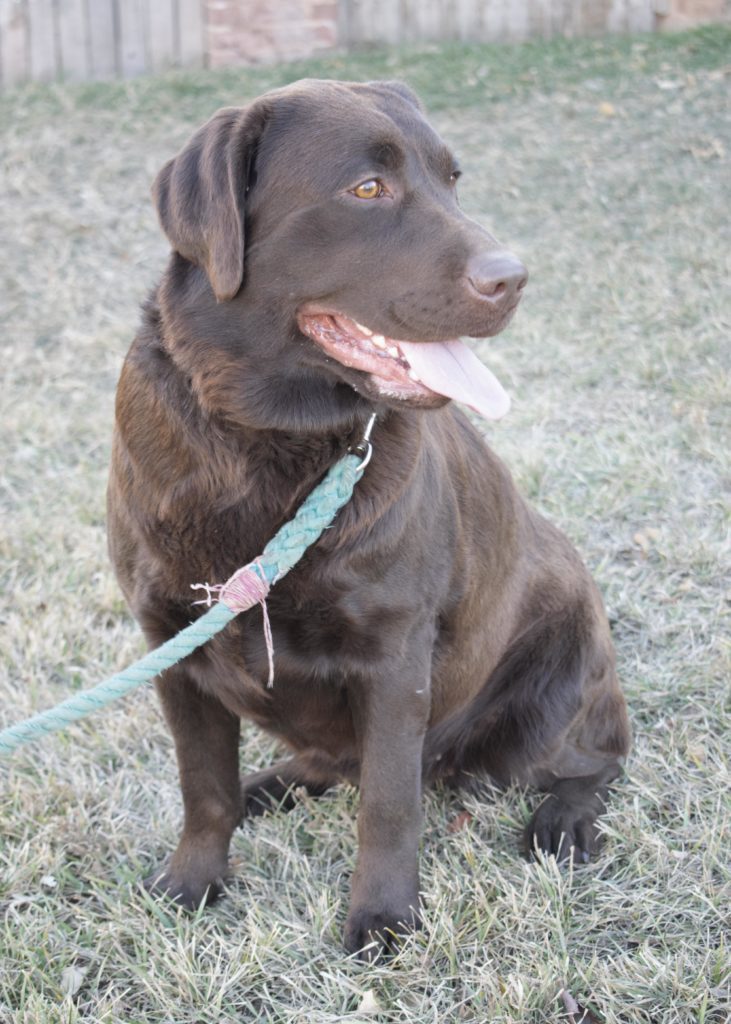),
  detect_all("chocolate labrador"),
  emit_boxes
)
[107,79,630,955]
